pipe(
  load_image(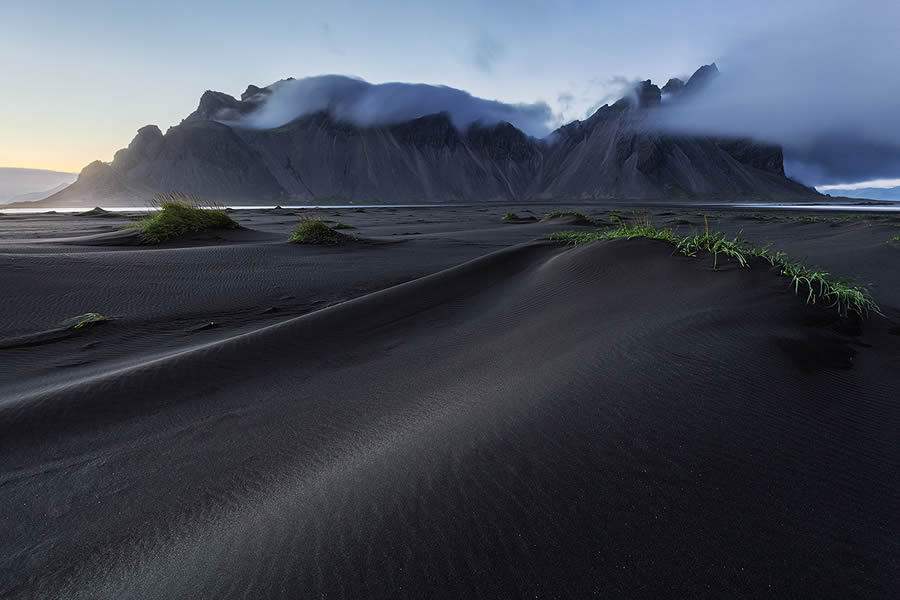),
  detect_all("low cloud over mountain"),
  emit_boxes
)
[650,1,900,186]
[202,75,556,139]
